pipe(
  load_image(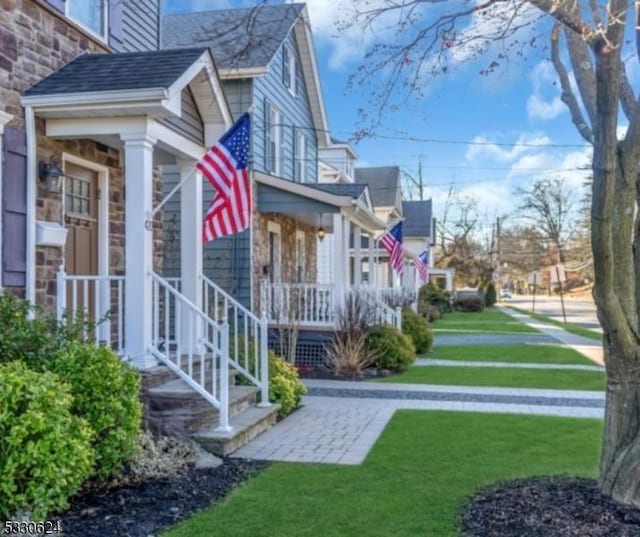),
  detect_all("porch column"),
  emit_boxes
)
[342,215,351,293]
[179,159,202,351]
[371,234,378,288]
[446,270,453,291]
[122,133,157,369]
[353,225,362,286]
[332,213,345,308]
